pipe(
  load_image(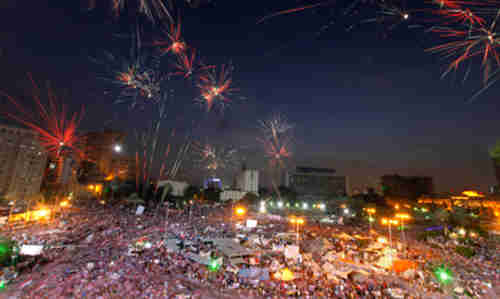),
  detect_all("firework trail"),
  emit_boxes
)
[87,0,174,23]
[172,48,215,79]
[1,74,84,159]
[195,63,245,112]
[258,113,293,198]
